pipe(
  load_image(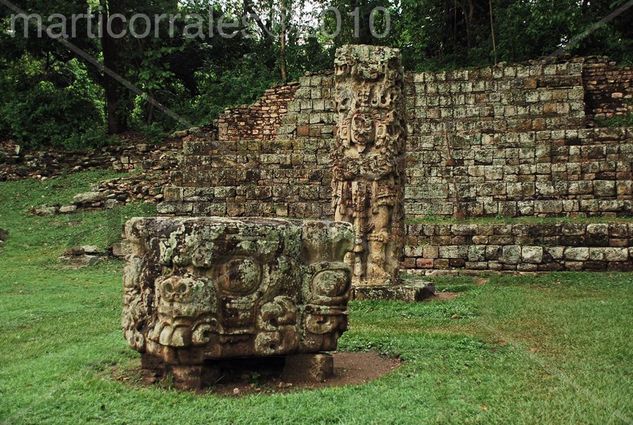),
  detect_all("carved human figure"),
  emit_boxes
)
[332,45,406,286]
